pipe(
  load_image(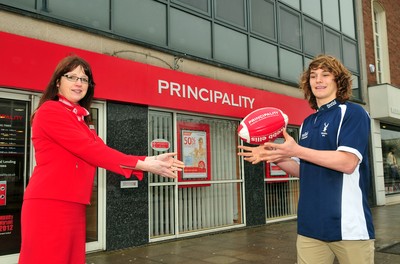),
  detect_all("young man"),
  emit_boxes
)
[238,55,375,264]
